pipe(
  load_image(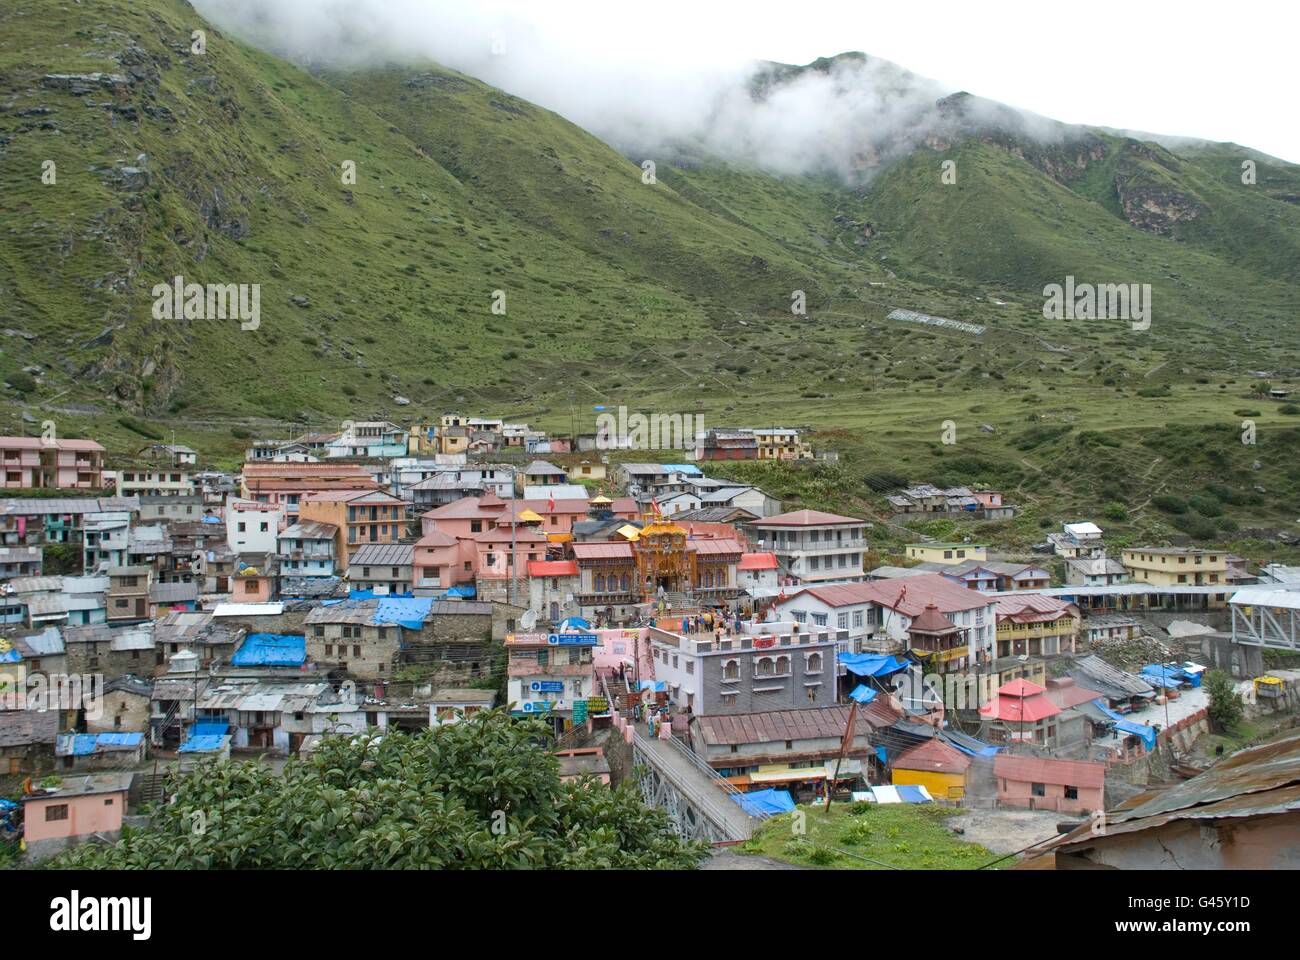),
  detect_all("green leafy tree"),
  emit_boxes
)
[48,711,706,870]
[1204,670,1244,732]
